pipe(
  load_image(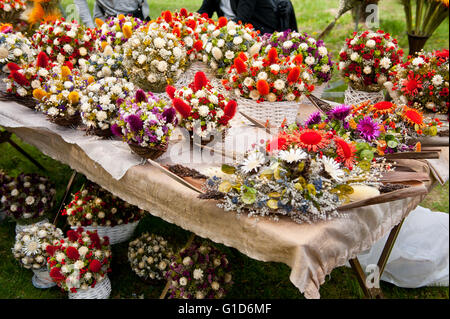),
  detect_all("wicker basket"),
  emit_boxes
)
[0,93,37,110]
[71,220,139,245]
[68,275,111,299]
[86,126,113,138]
[188,129,227,146]
[344,86,384,106]
[129,142,168,160]
[32,267,56,289]
[236,97,300,127]
[15,218,49,234]
[48,114,82,127]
